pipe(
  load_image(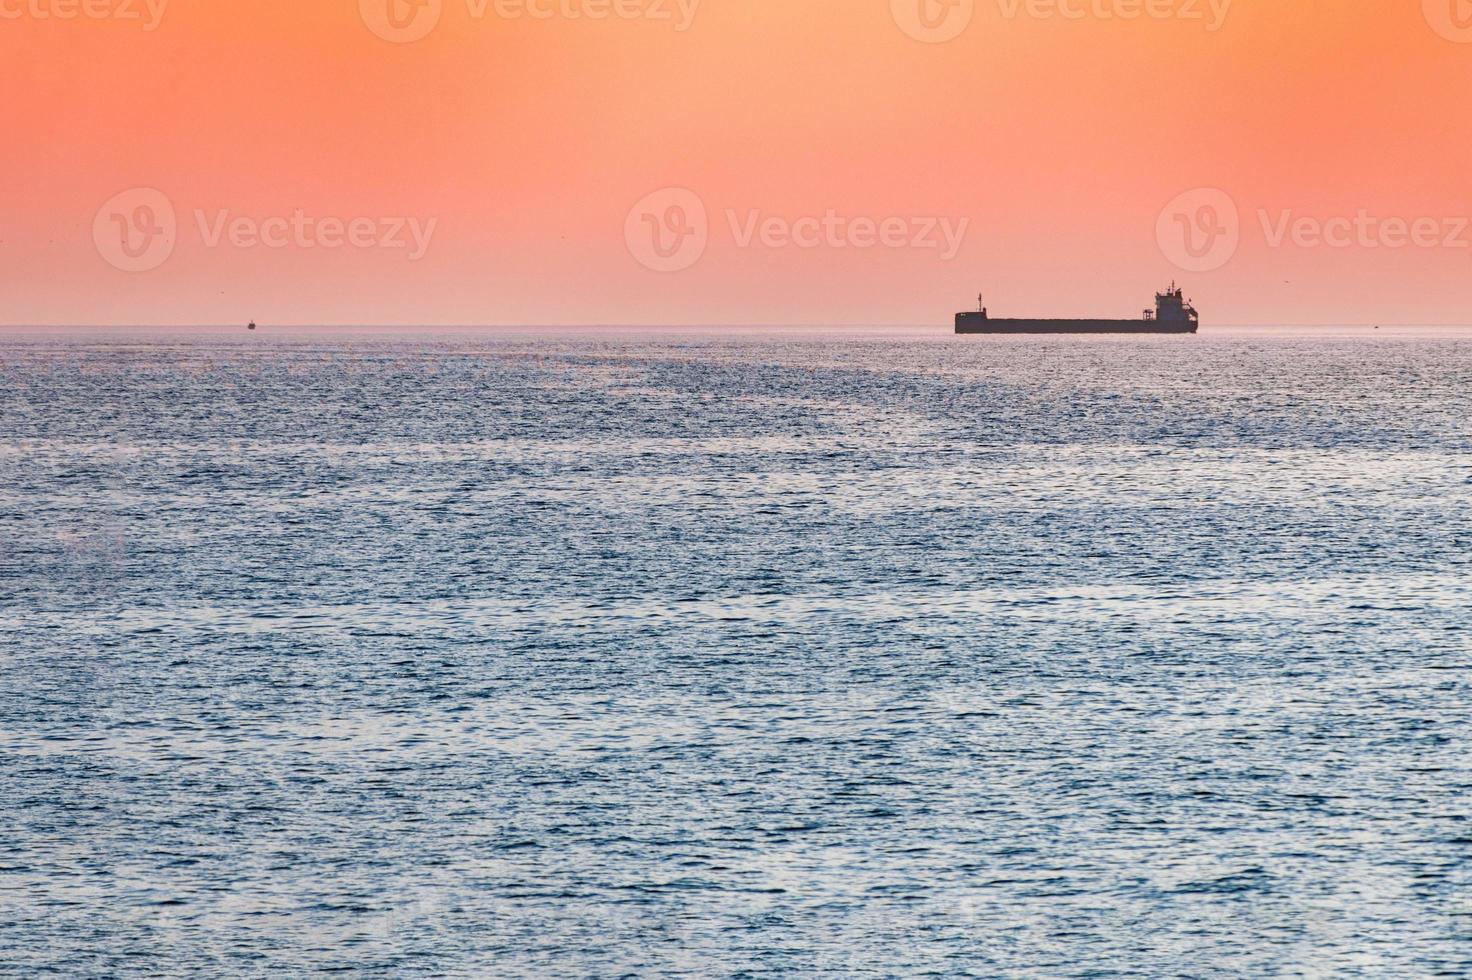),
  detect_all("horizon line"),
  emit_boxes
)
[3,322,1471,331]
